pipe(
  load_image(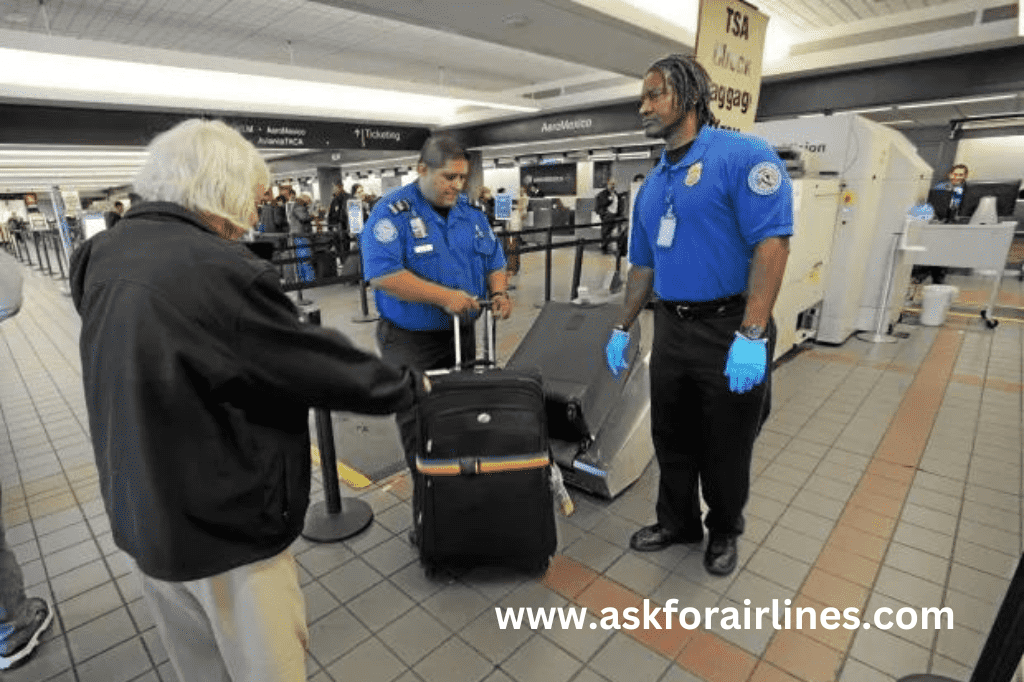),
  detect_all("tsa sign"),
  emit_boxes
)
[695,0,769,132]
[347,199,364,234]
[494,193,513,221]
